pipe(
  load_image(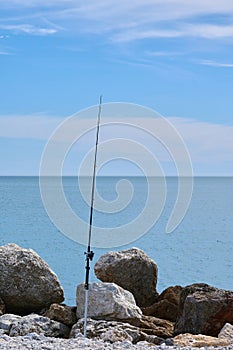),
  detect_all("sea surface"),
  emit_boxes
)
[0,176,232,305]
